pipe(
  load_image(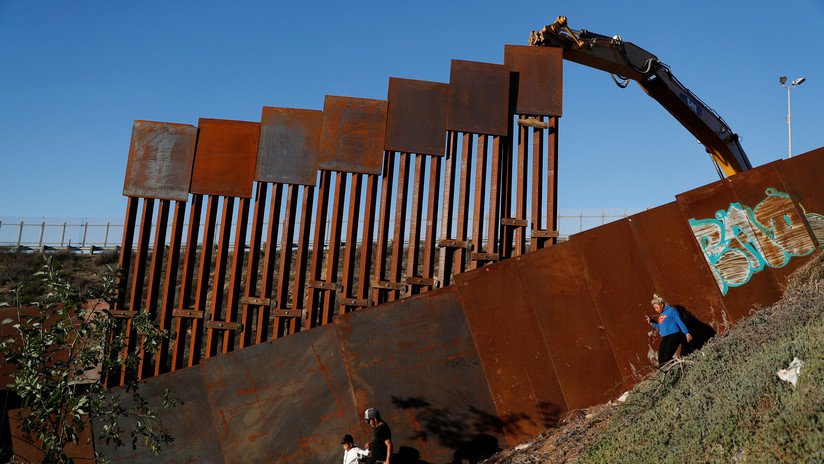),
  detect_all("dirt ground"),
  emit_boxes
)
[479,402,619,464]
